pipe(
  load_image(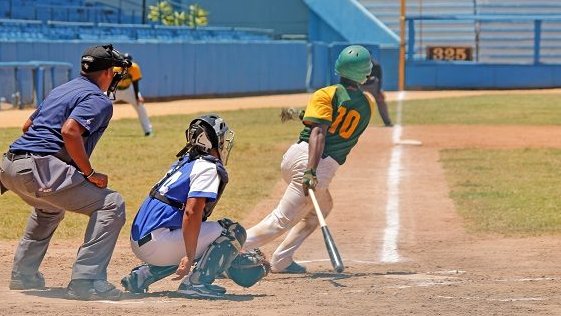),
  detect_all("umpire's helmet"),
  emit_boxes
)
[335,45,373,84]
[185,114,235,164]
